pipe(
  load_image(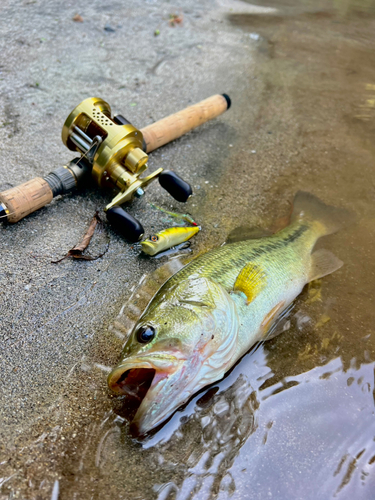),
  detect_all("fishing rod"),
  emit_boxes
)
[0,94,231,242]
